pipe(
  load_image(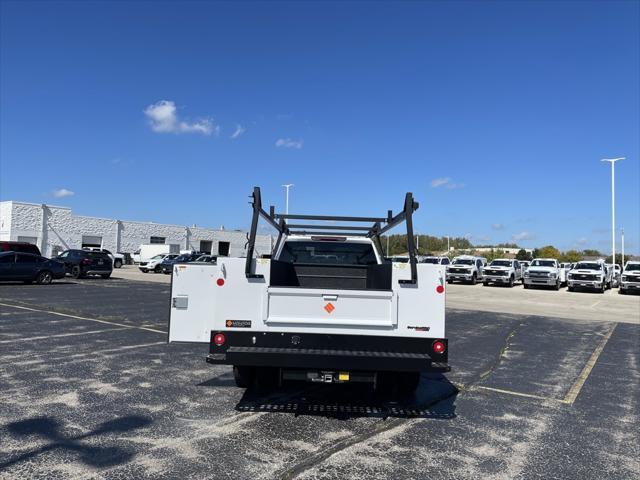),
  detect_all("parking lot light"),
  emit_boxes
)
[601,157,624,266]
